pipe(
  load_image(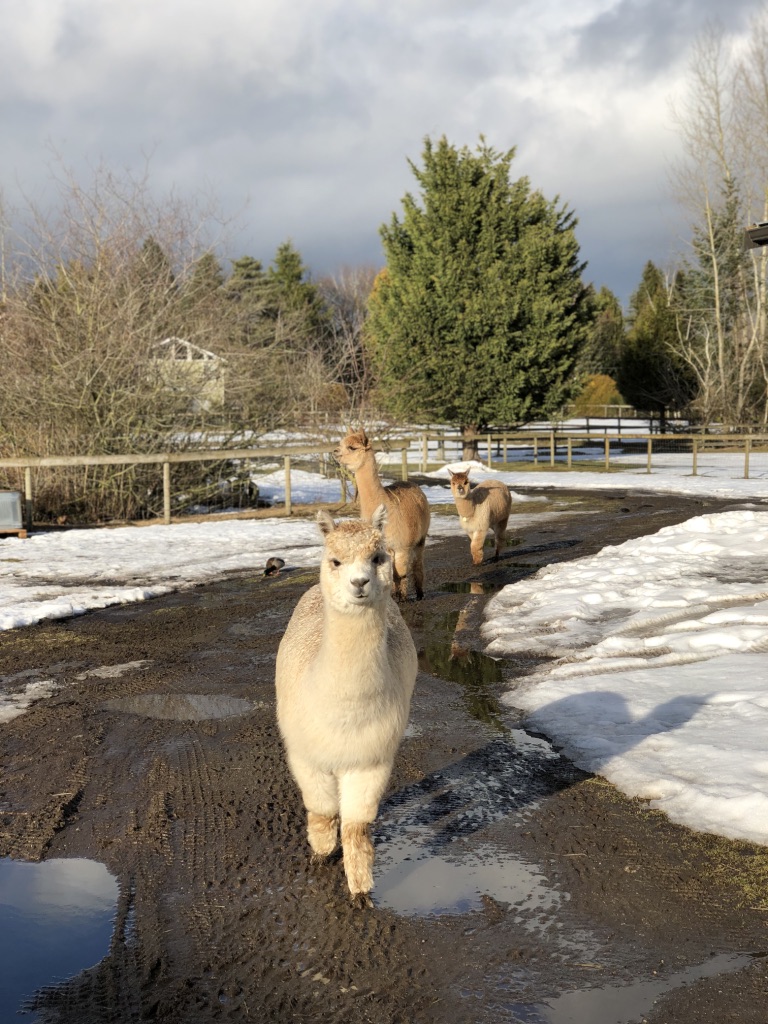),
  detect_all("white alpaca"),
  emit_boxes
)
[448,467,513,565]
[275,505,417,903]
